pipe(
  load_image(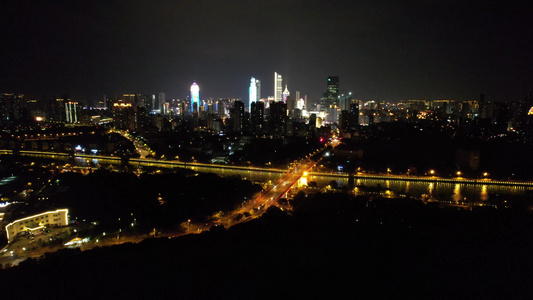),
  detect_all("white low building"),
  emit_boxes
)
[5,208,69,242]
